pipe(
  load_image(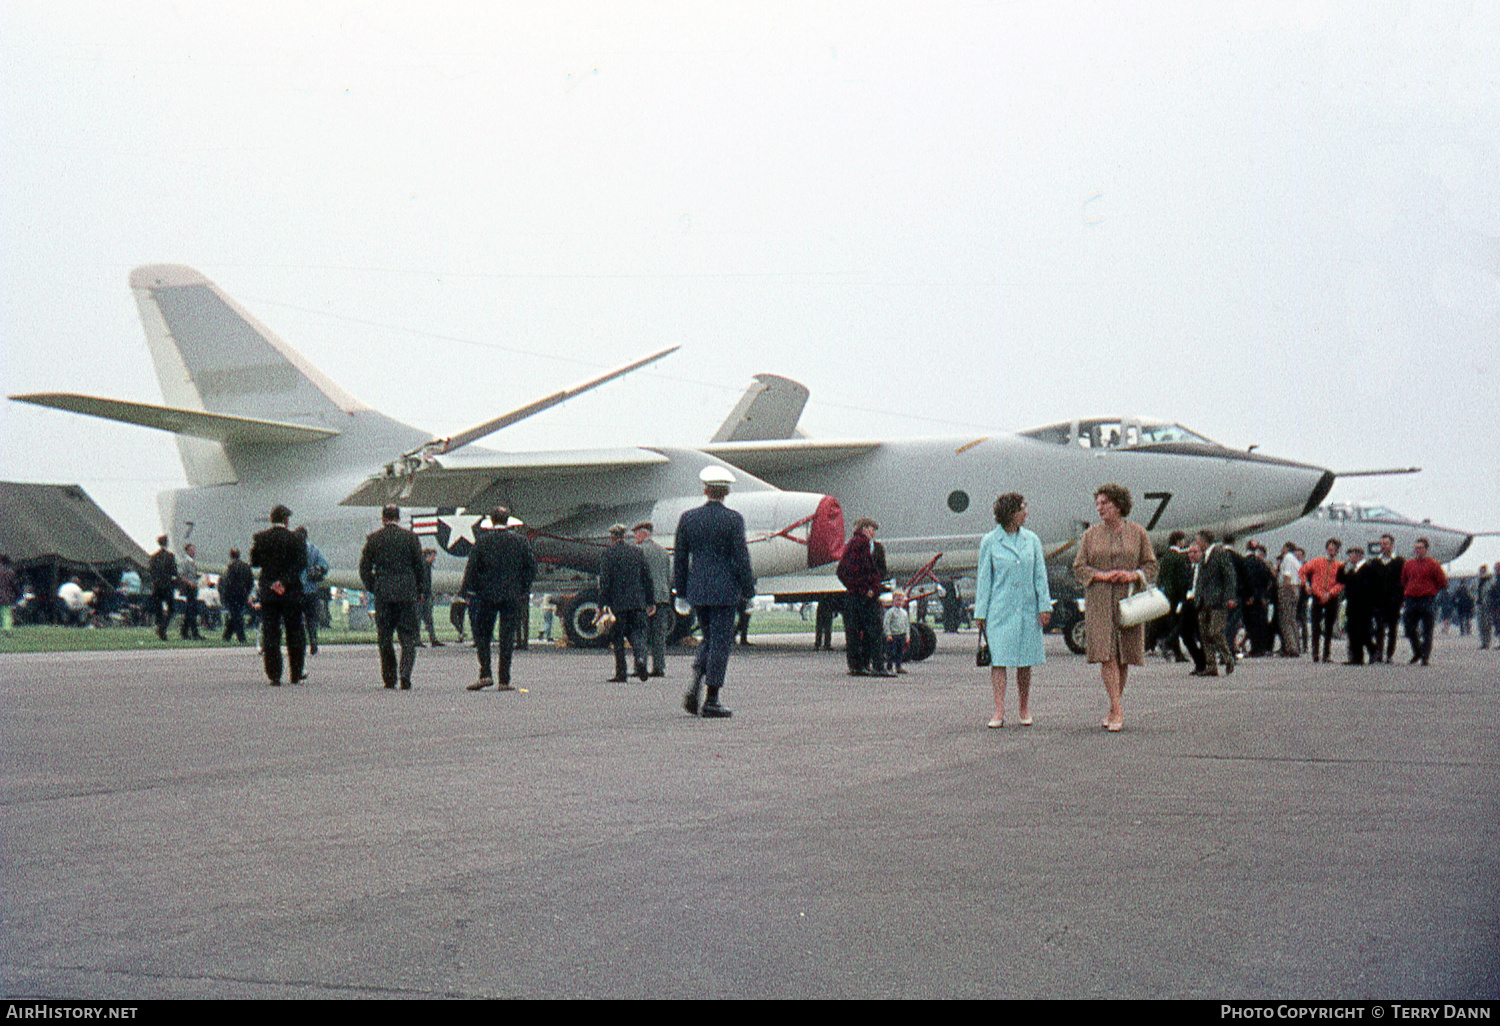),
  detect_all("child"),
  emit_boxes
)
[883,590,911,674]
